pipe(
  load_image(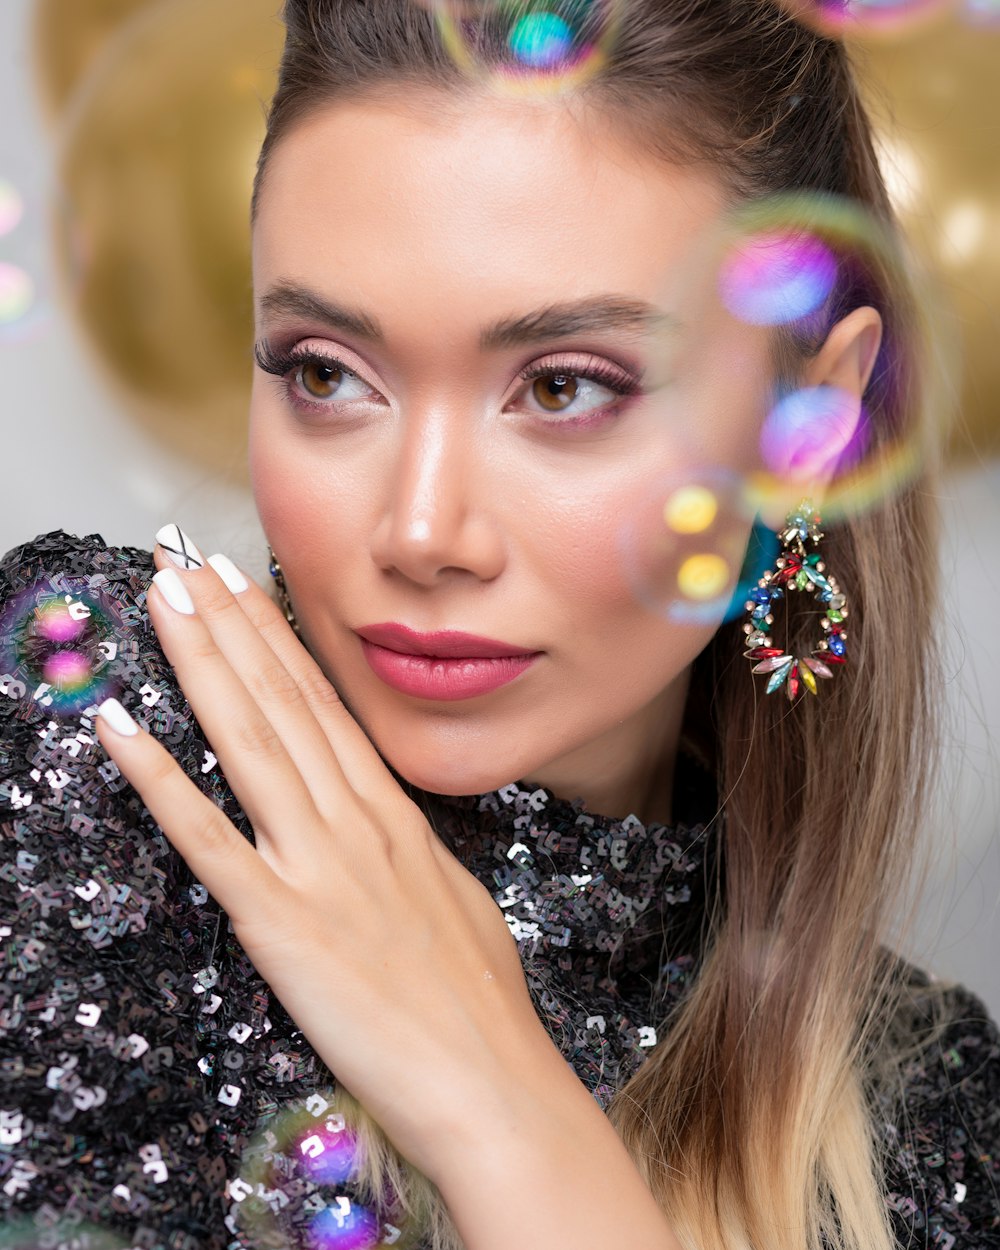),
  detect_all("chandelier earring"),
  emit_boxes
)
[742,500,850,703]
